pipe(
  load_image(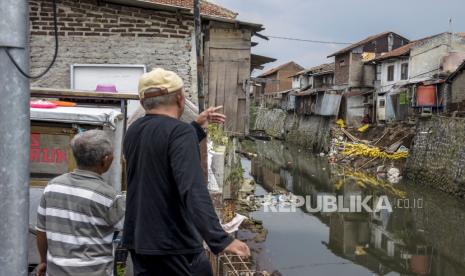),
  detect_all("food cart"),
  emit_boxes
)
[28,88,138,272]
